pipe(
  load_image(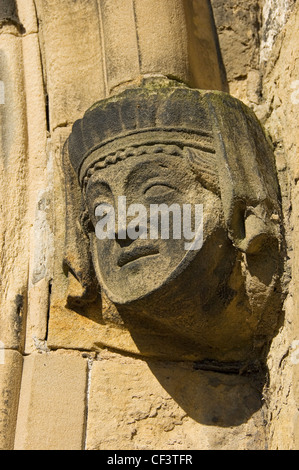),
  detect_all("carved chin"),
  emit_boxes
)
[91,238,200,305]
